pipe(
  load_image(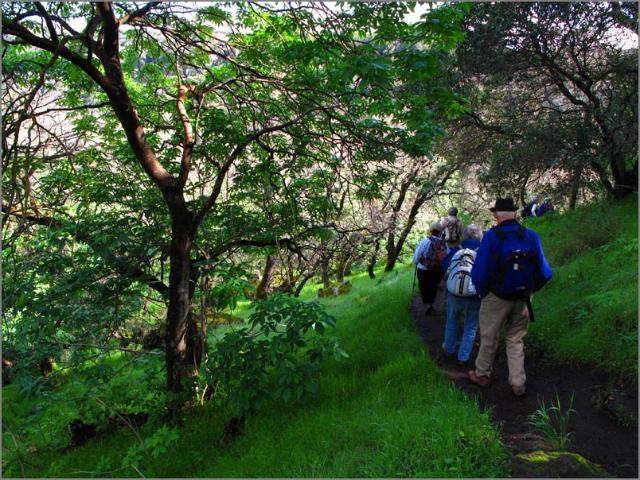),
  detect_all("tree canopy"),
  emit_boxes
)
[2,1,468,392]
